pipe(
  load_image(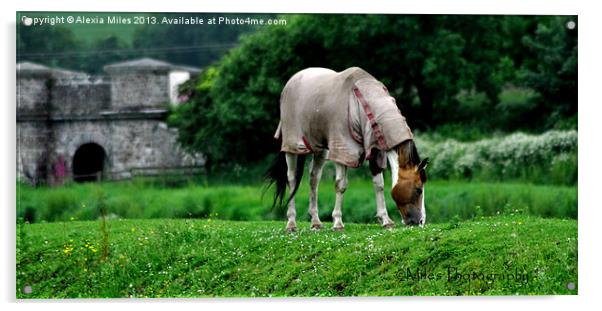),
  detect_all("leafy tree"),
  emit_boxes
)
[520,16,577,129]
[171,14,529,165]
[85,35,131,74]
[132,13,273,68]
[17,24,128,73]
[17,25,81,69]
[168,67,220,167]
